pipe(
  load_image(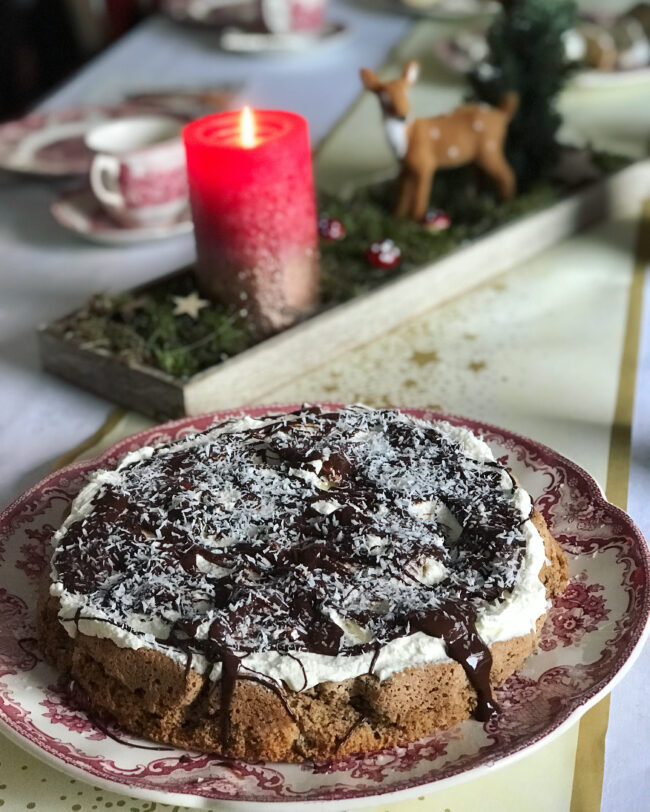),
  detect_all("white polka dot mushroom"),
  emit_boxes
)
[422,209,452,231]
[318,215,346,241]
[366,238,402,269]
